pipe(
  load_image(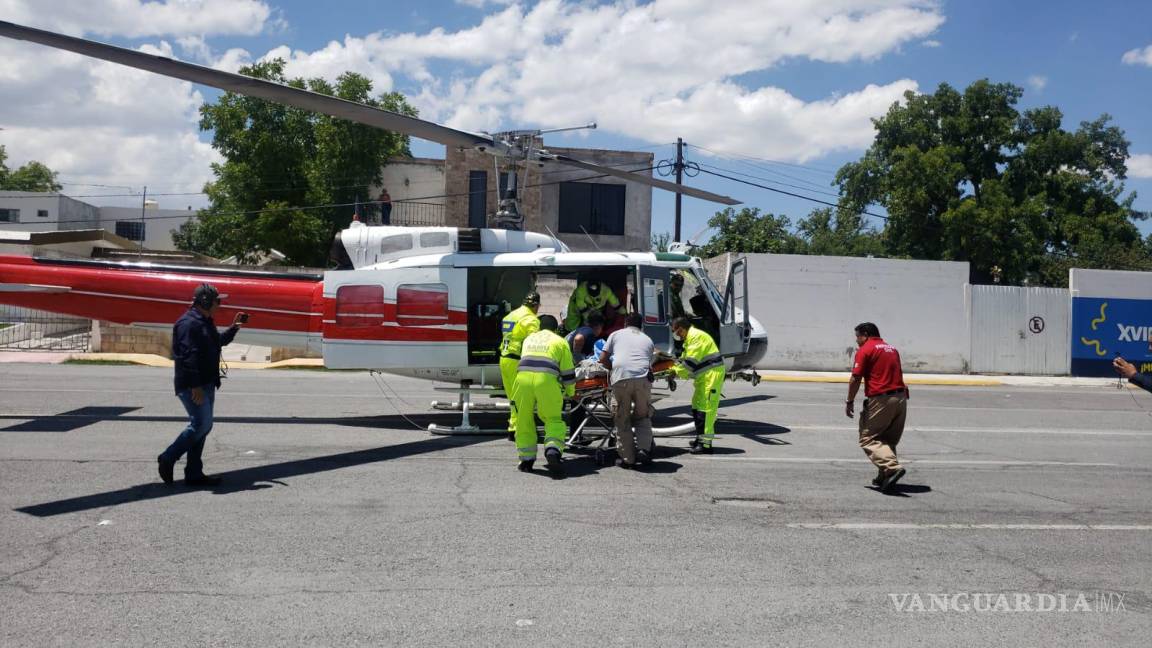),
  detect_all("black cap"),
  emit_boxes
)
[523,291,541,305]
[192,283,220,309]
